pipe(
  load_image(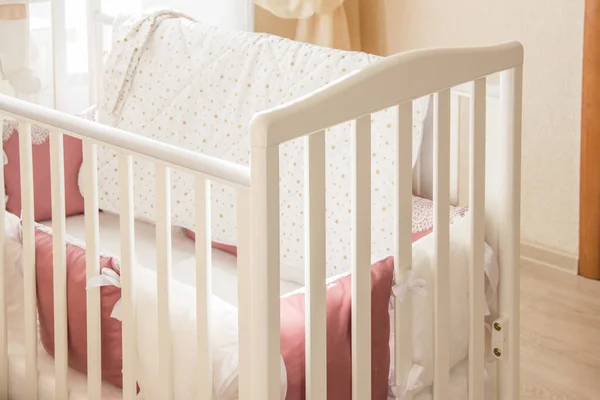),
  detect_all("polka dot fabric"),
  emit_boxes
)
[86,12,430,285]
